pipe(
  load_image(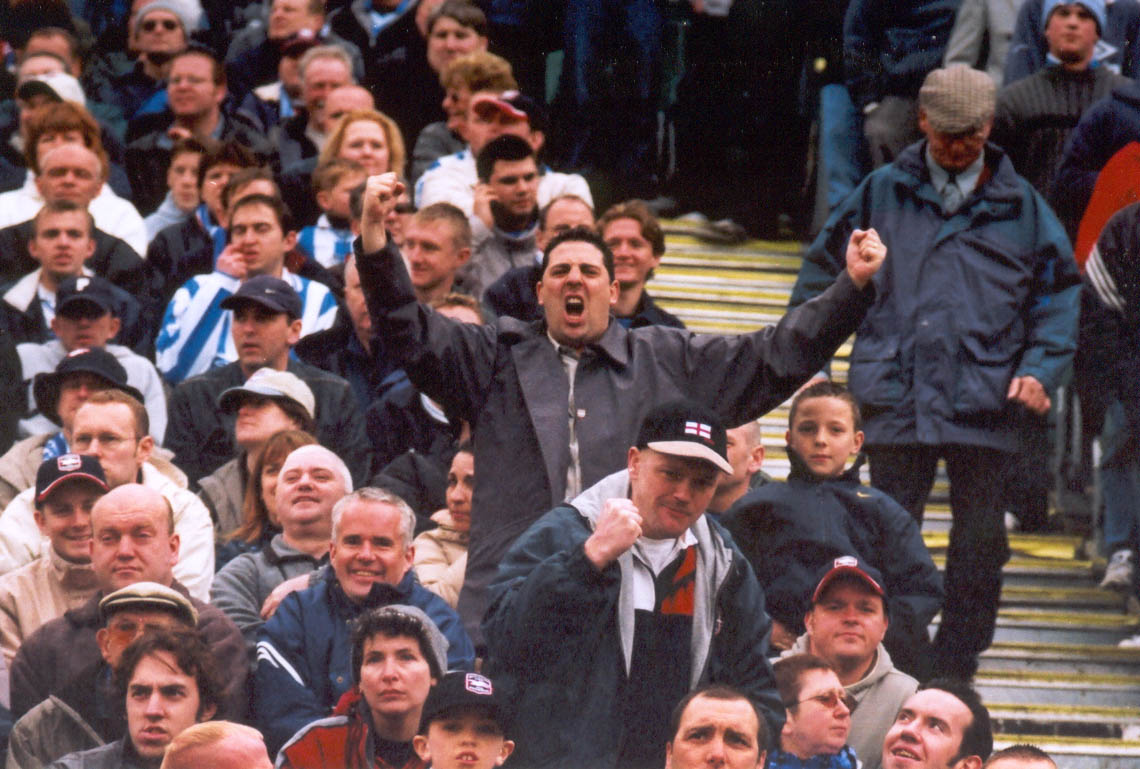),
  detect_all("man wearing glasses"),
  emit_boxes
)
[771,654,858,768]
[0,389,215,601]
[779,558,918,769]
